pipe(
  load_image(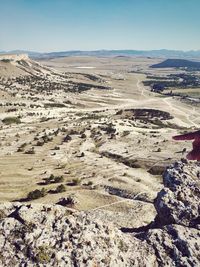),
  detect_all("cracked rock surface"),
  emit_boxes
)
[0,203,155,267]
[0,160,200,266]
[134,160,200,266]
